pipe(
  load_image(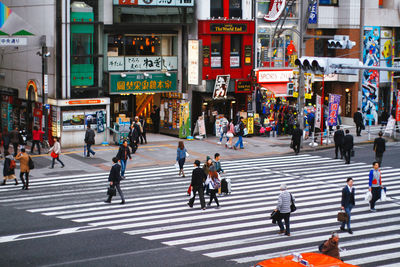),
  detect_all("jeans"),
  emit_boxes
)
[188,185,205,209]
[20,172,29,188]
[106,183,125,202]
[51,156,65,168]
[278,212,290,234]
[341,204,353,230]
[370,187,381,209]
[31,140,41,154]
[235,135,243,149]
[86,144,95,157]
[208,189,219,206]
[219,133,229,143]
[120,159,127,176]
